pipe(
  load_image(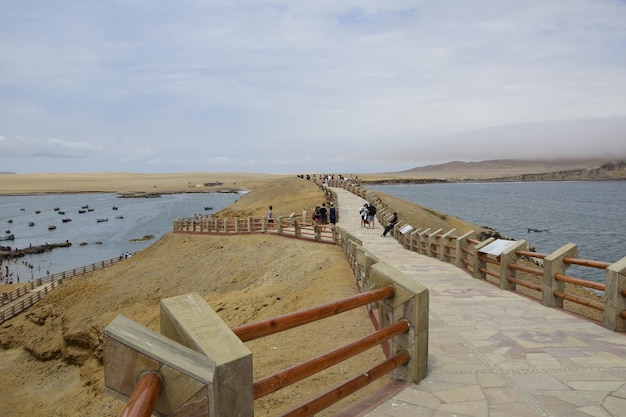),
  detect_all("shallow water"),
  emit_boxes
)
[1,192,240,283]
